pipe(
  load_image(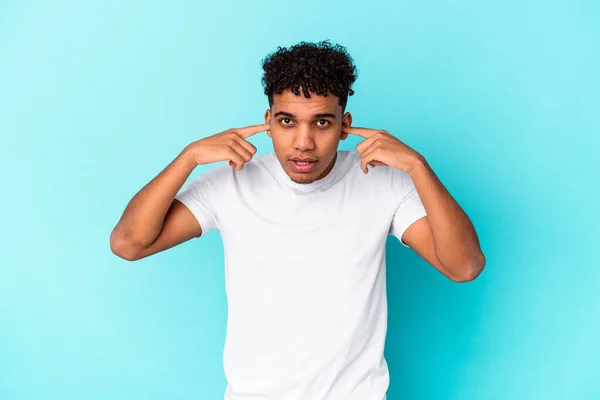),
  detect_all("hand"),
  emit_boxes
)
[185,123,269,171]
[342,127,423,174]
